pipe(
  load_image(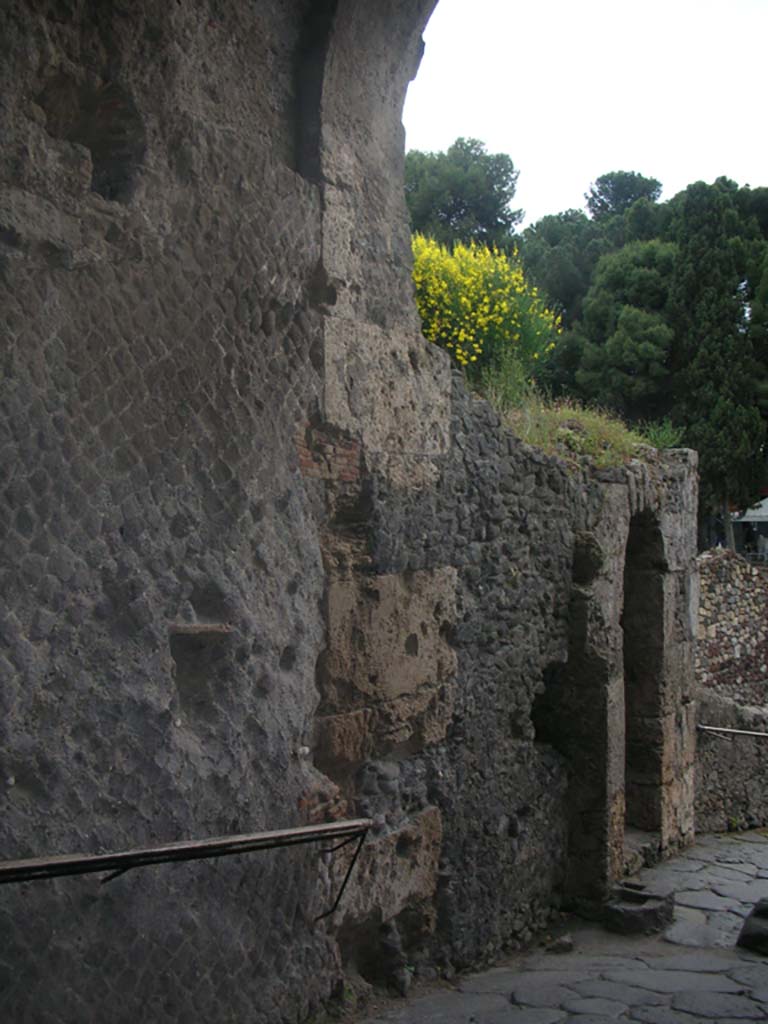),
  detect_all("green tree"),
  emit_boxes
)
[749,247,768,421]
[623,196,669,243]
[668,181,765,522]
[521,185,666,331]
[585,171,662,221]
[520,209,610,327]
[404,137,522,248]
[735,184,768,242]
[574,240,678,421]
